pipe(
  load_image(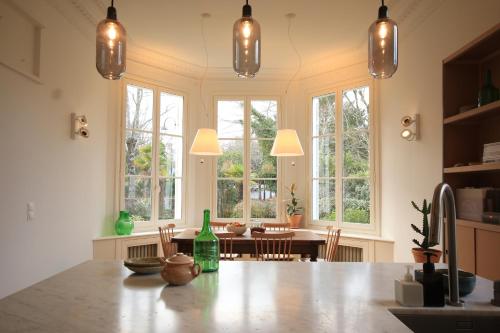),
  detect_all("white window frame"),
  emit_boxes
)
[118,78,188,232]
[308,79,379,235]
[212,96,282,224]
